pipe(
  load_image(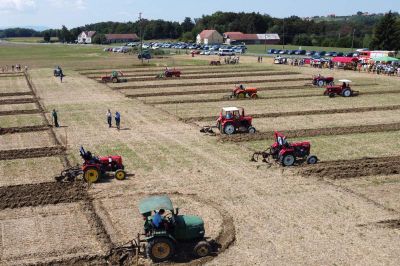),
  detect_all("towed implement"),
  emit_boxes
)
[251,131,318,167]
[55,146,127,183]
